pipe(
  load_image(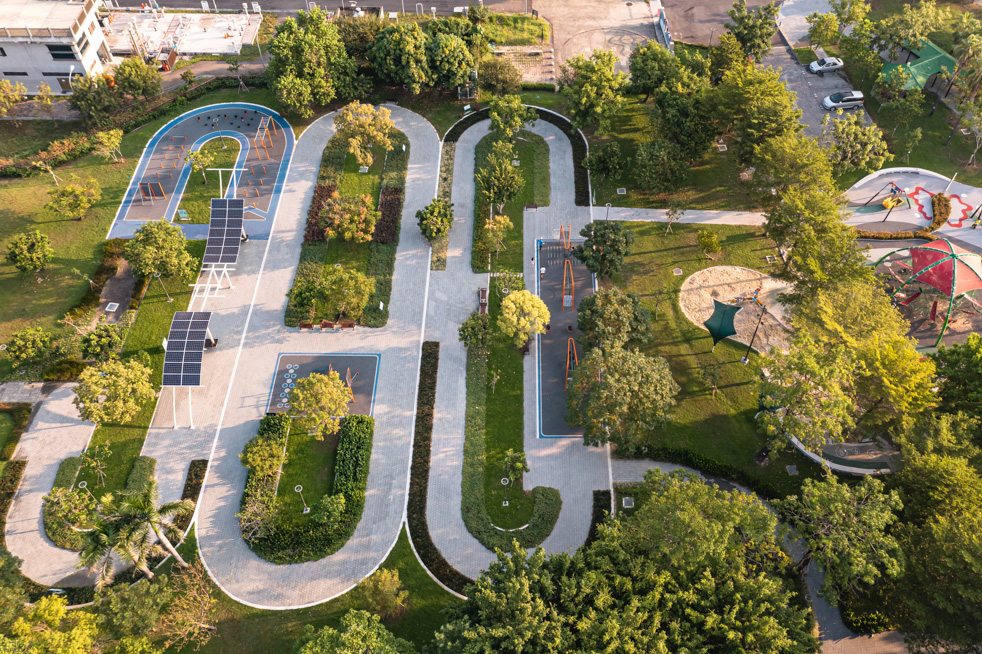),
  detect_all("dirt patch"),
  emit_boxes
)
[93,259,137,326]
[679,265,793,352]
